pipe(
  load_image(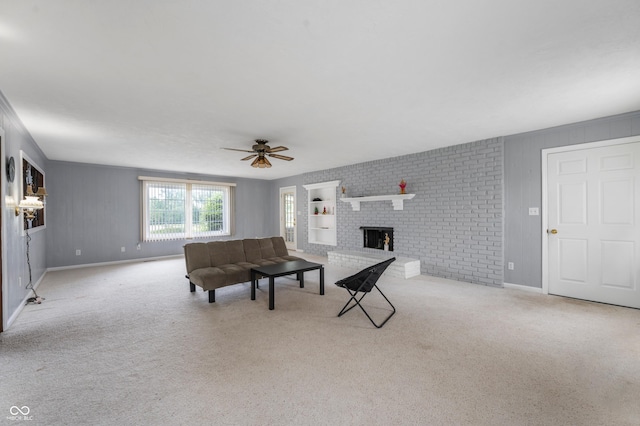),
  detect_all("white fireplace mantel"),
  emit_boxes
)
[340,194,415,211]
